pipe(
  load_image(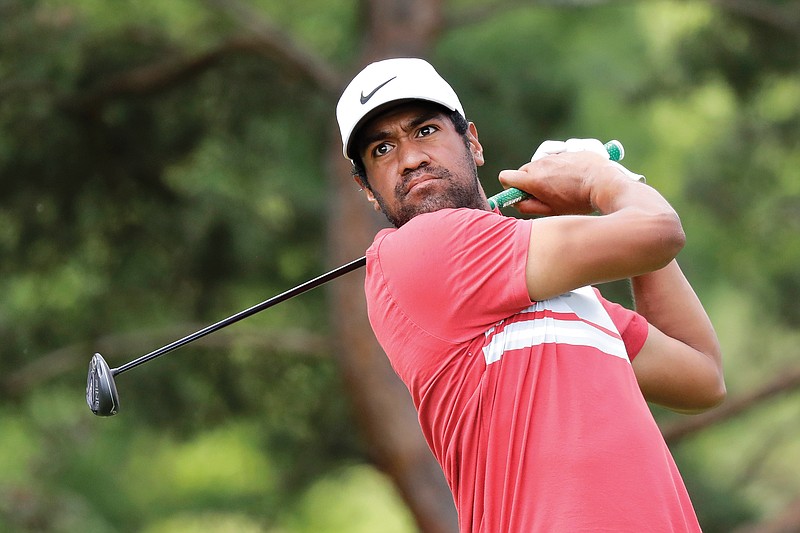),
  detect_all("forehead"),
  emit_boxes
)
[356,102,449,142]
